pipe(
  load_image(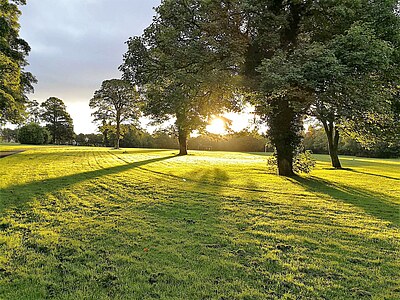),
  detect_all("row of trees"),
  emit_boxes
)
[74,127,268,152]
[0,96,74,145]
[304,126,400,158]
[117,0,400,176]
[24,97,74,144]
[4,120,398,158]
